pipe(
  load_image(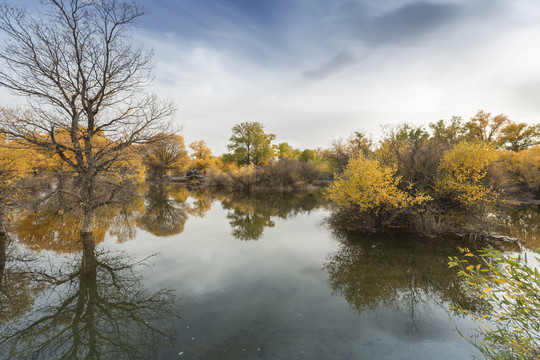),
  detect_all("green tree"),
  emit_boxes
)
[429,116,467,145]
[277,142,301,160]
[226,122,275,165]
[299,149,315,162]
